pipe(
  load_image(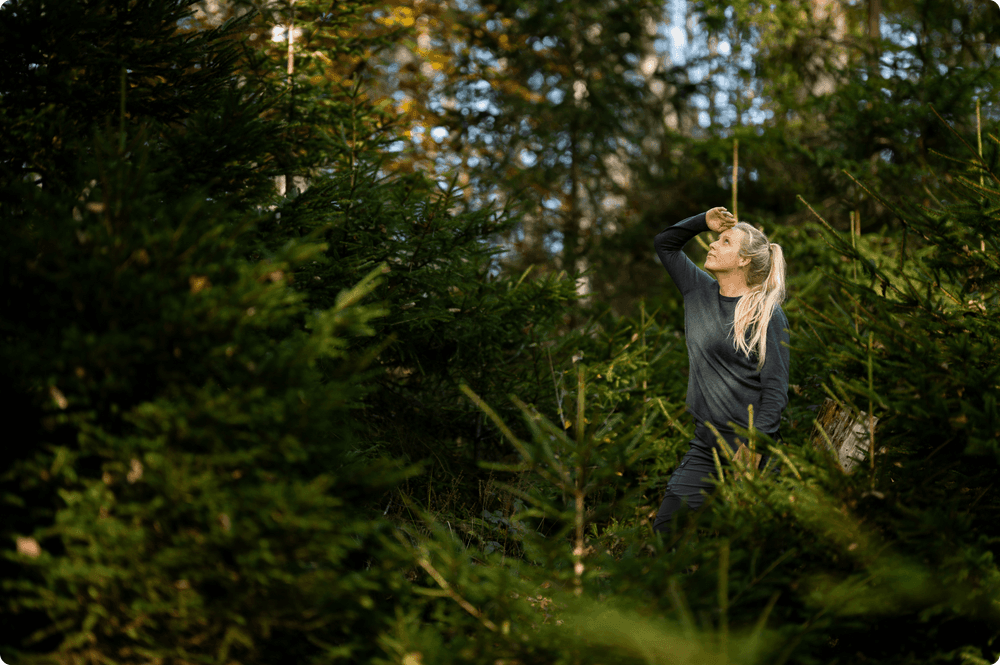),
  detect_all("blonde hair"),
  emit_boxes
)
[730,222,786,370]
